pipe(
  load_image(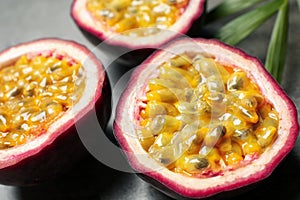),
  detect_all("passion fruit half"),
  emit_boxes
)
[71,0,206,49]
[114,38,299,199]
[0,38,110,186]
